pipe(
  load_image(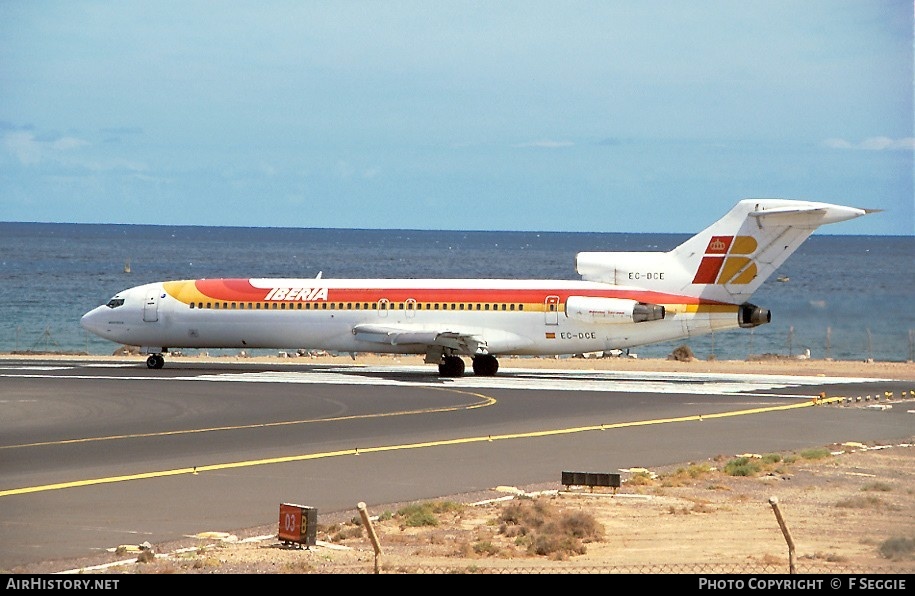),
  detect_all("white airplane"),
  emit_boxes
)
[81,199,868,375]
